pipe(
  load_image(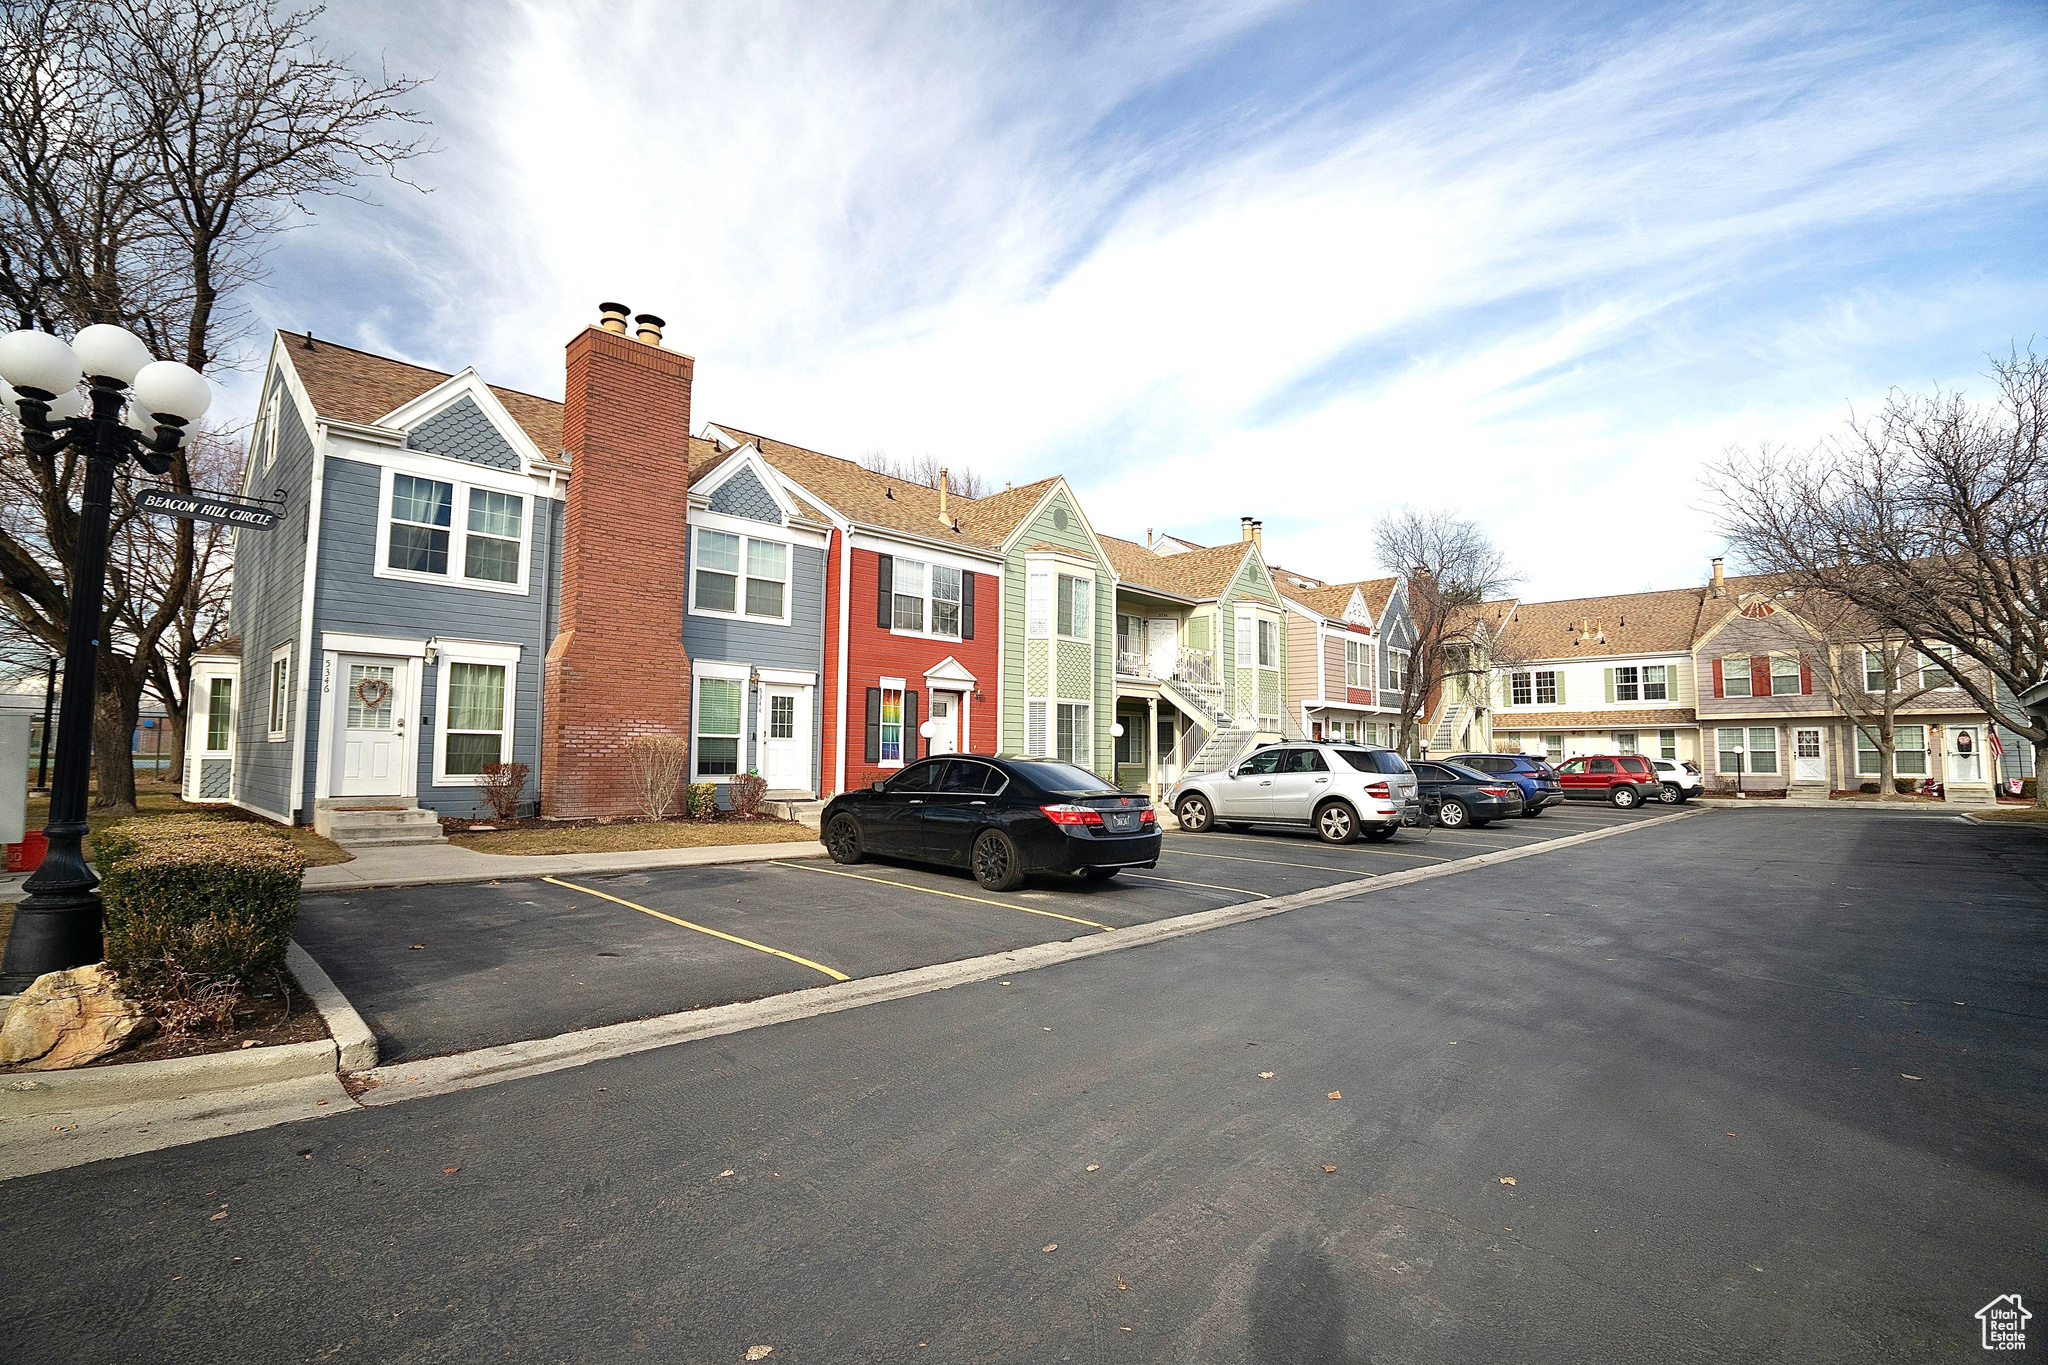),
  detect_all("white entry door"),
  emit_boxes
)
[929,691,962,755]
[1793,728,1825,783]
[338,656,406,797]
[1950,727,1982,782]
[761,687,808,791]
[1147,618,1178,680]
